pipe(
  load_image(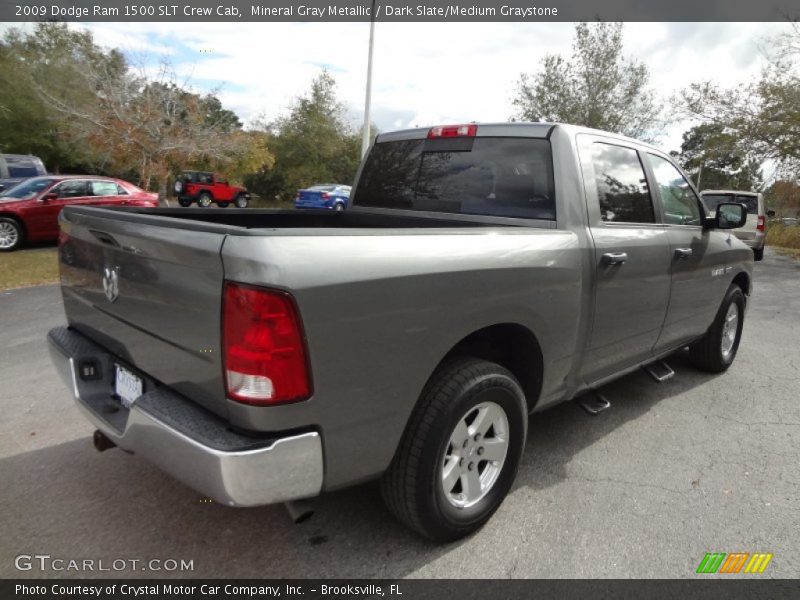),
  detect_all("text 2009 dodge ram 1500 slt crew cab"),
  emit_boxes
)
[48,123,753,541]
